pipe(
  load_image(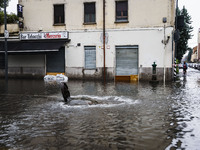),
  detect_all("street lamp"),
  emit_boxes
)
[4,0,8,81]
